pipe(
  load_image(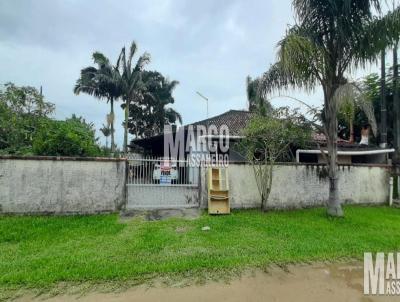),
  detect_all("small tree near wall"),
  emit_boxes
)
[241,107,310,211]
